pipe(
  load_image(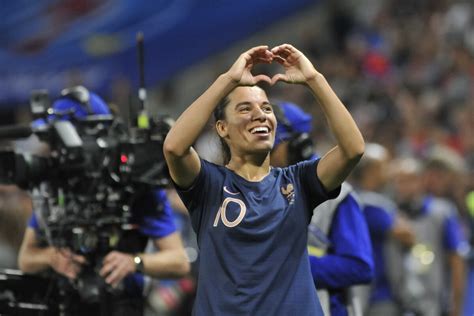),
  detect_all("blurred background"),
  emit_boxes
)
[0,0,473,315]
